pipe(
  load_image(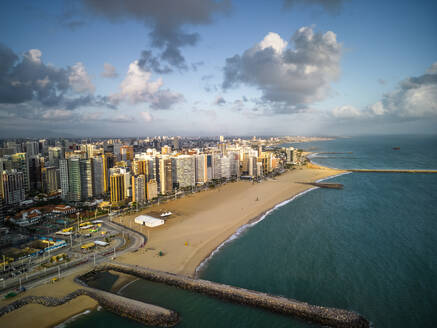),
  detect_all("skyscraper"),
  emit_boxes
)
[48,147,63,168]
[132,175,146,204]
[146,179,158,200]
[110,174,125,204]
[80,159,93,200]
[195,154,208,184]
[1,170,25,205]
[92,156,104,197]
[41,166,59,195]
[11,153,30,194]
[159,157,173,194]
[68,157,81,202]
[59,159,69,199]
[172,155,196,188]
[25,141,39,157]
